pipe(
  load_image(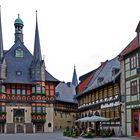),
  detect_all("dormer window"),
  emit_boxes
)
[112,68,120,77]
[15,48,23,58]
[97,77,104,84]
[16,71,22,76]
